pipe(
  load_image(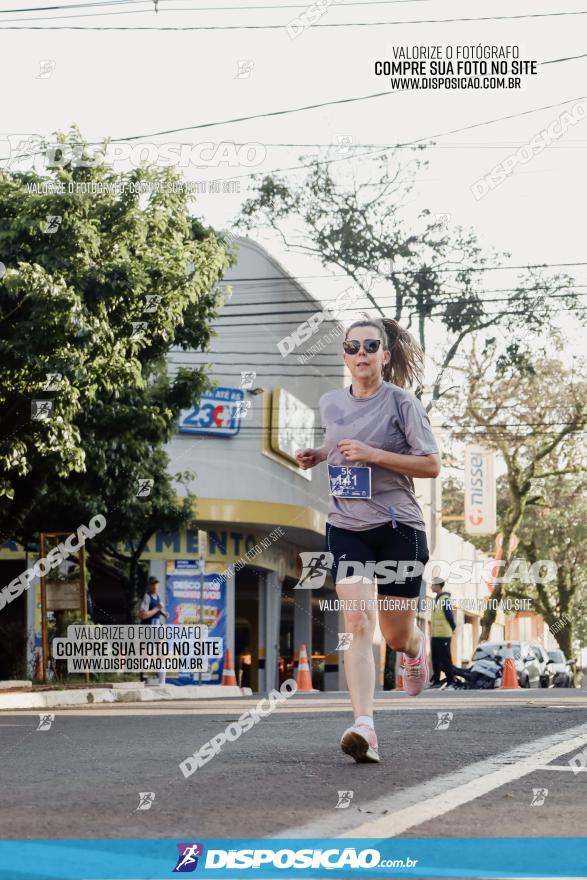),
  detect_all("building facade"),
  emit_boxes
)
[155,236,346,690]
